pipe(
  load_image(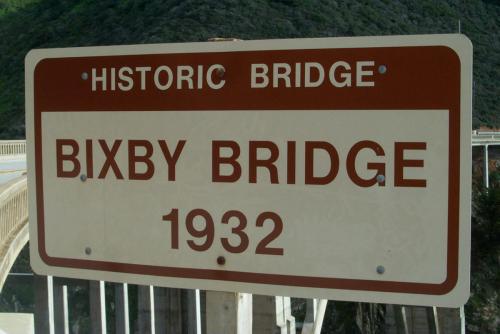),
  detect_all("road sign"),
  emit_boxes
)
[26,34,472,307]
